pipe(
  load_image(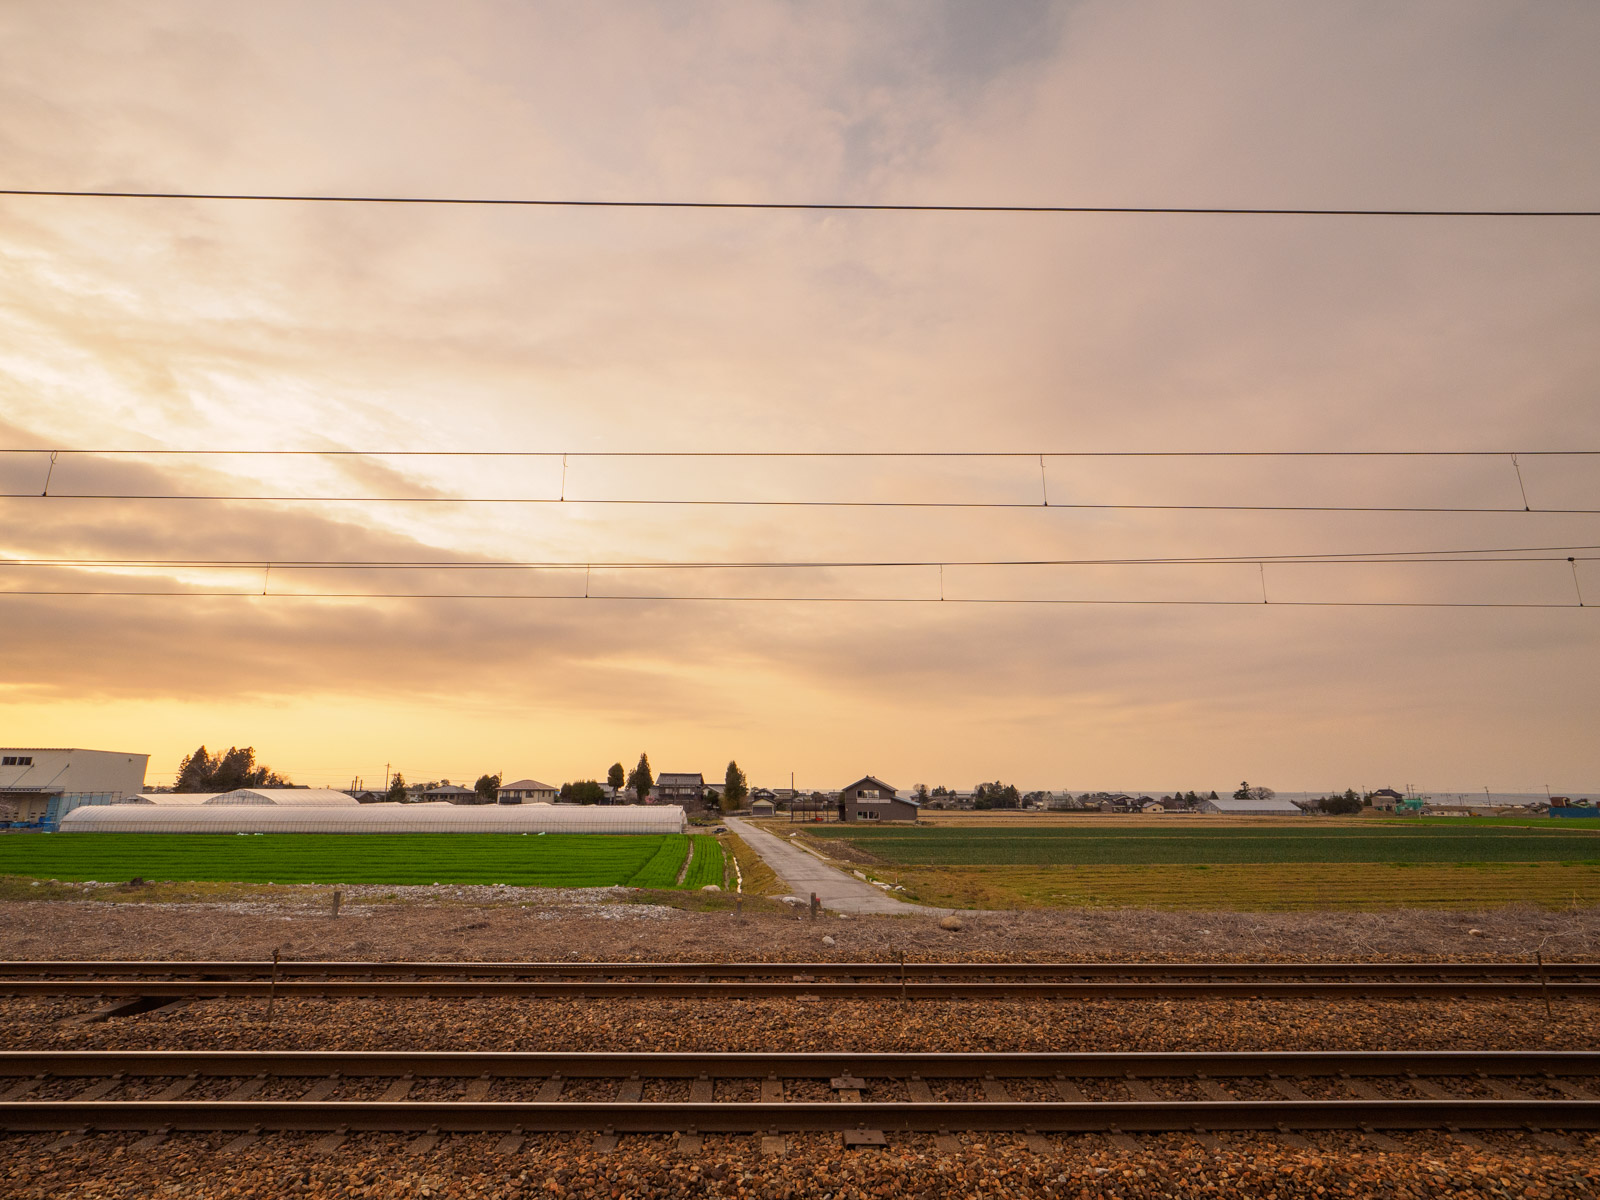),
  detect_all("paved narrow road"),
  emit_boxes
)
[725,817,955,917]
